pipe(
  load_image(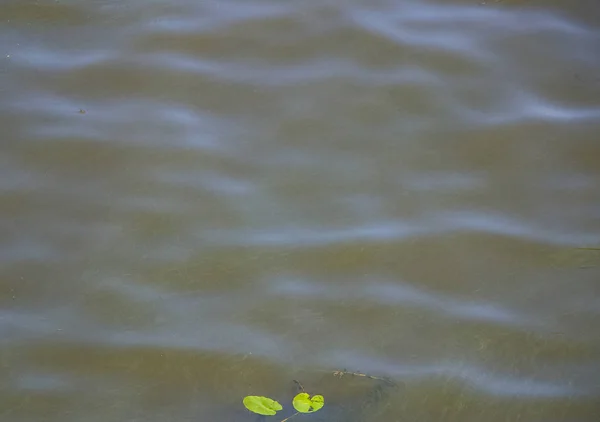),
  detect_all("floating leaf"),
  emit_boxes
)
[292,393,324,413]
[243,396,283,415]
